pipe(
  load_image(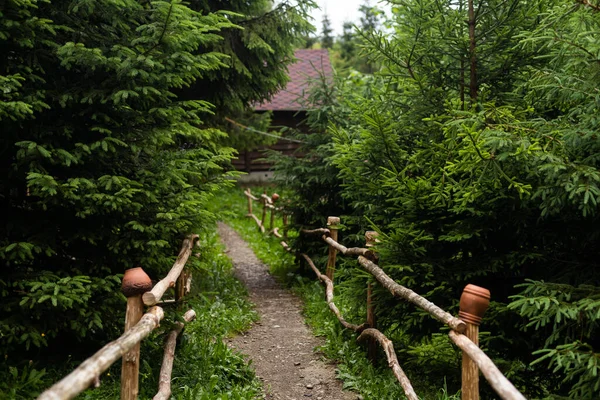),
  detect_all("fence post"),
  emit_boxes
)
[260,192,268,228]
[365,231,379,362]
[269,193,279,231]
[246,188,252,215]
[121,267,152,400]
[326,216,340,280]
[282,213,289,240]
[459,284,490,400]
[175,269,186,308]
